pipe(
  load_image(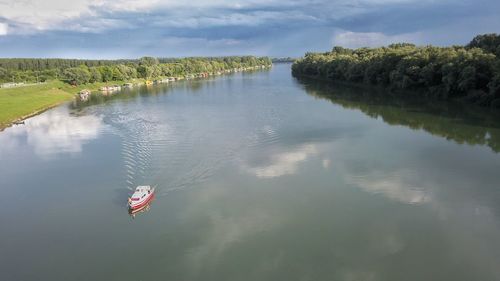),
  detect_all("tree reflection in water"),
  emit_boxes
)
[297,77,500,153]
